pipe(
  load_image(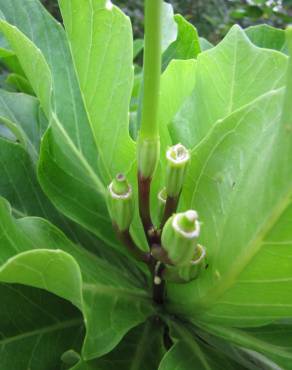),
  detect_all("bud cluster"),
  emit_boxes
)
[107,143,206,286]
